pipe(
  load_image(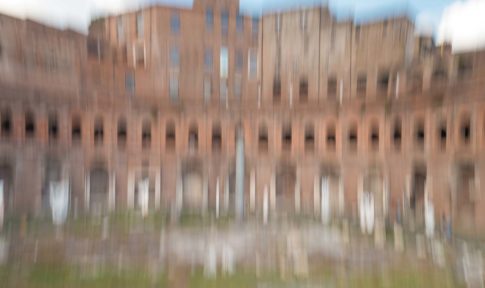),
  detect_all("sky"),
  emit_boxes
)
[0,0,484,51]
